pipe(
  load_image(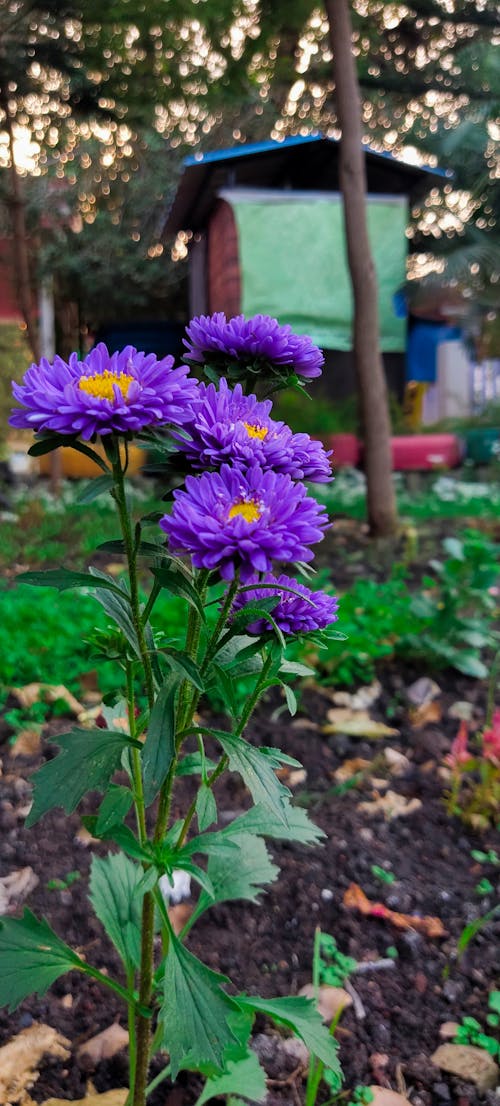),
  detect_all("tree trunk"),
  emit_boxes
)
[0,91,40,361]
[324,0,397,537]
